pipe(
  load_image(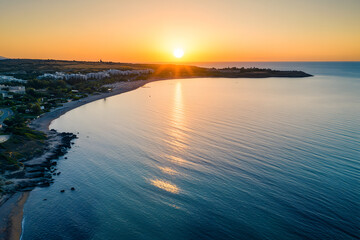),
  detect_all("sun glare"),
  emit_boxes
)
[173,48,184,58]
